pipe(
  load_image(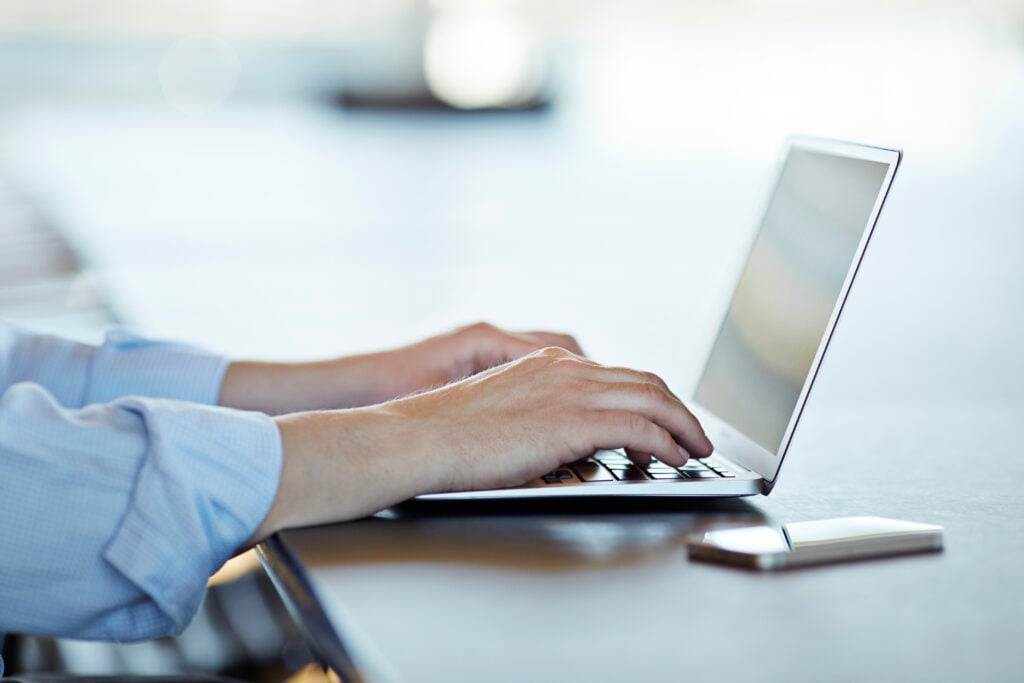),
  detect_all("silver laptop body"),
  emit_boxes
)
[422,136,901,501]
